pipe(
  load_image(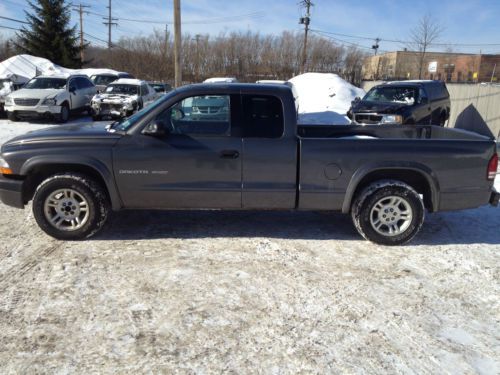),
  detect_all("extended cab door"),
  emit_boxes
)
[113,93,242,209]
[239,93,297,209]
